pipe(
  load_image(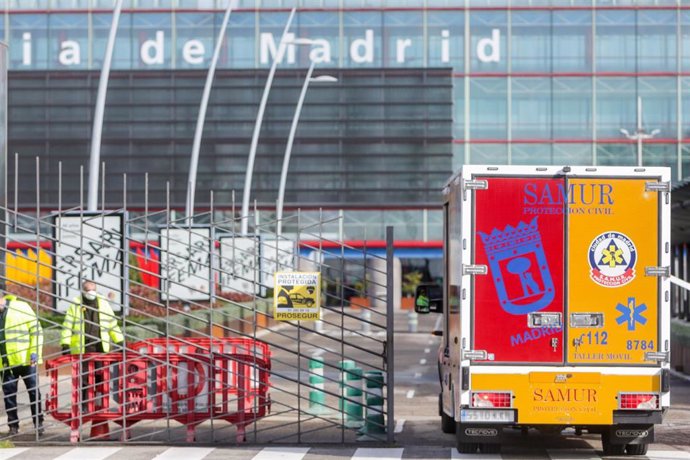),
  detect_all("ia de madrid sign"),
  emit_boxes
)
[18,28,503,67]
